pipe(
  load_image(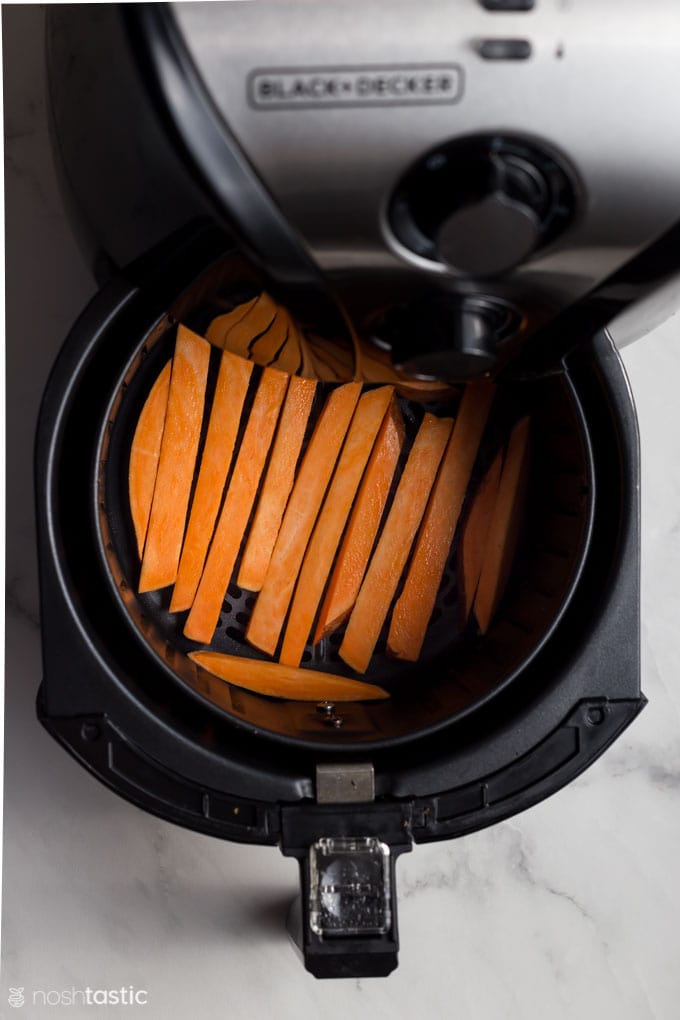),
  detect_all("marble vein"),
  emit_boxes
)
[5,575,40,630]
